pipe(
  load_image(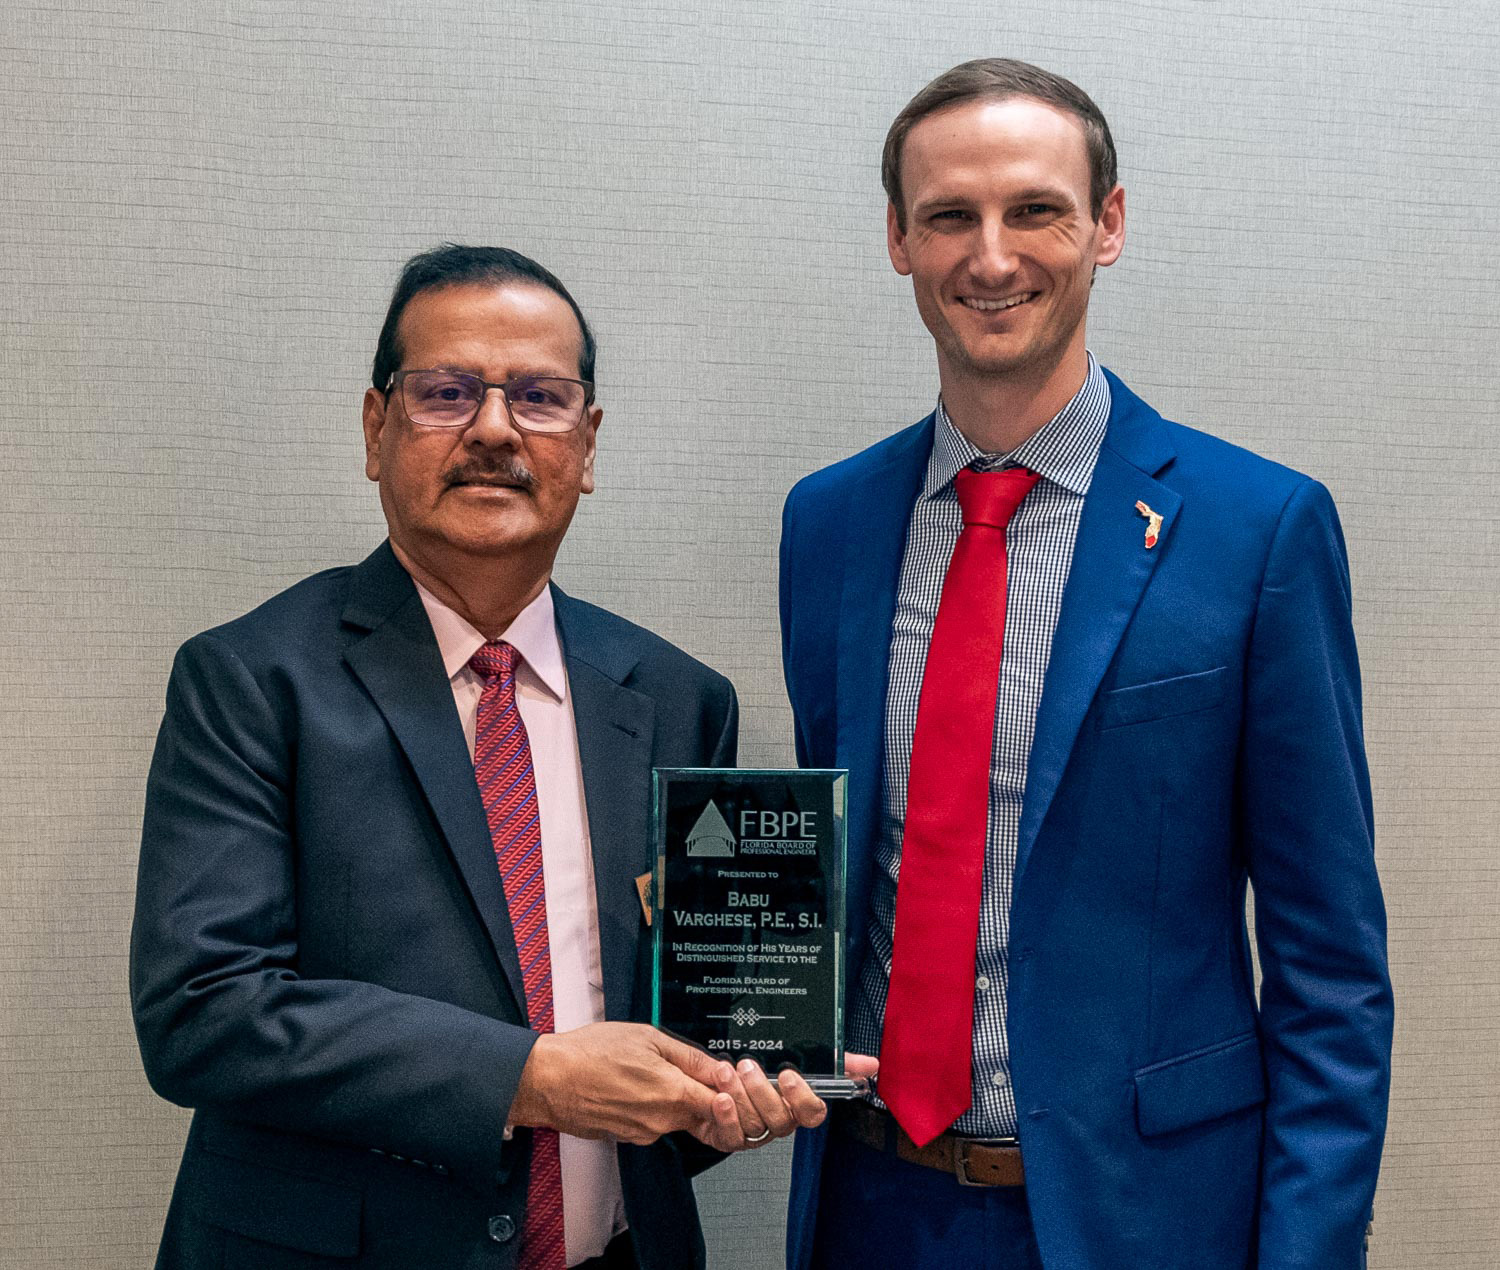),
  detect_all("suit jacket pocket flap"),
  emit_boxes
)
[1134,1032,1266,1137]
[1101,666,1229,730]
[191,1144,362,1257]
